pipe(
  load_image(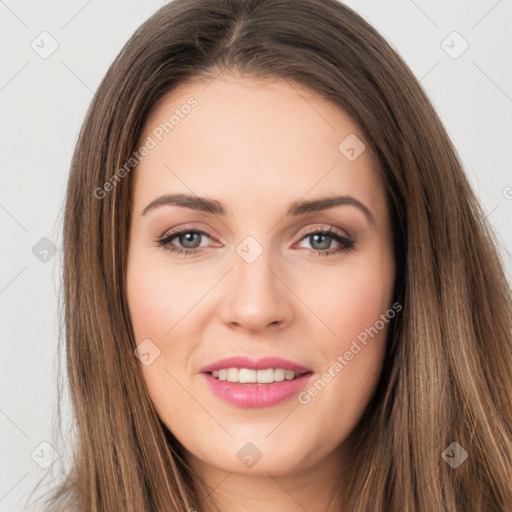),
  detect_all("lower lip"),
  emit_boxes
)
[202,372,313,408]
